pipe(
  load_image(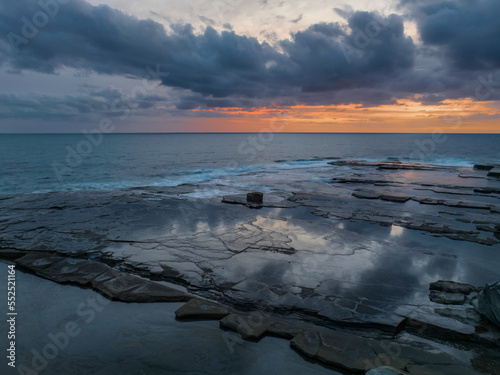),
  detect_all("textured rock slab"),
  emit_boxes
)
[477,281,500,329]
[291,329,479,374]
[175,298,230,320]
[316,330,378,372]
[0,249,27,261]
[17,252,65,270]
[430,280,480,295]
[404,315,479,343]
[37,258,110,285]
[475,324,500,346]
[352,191,381,199]
[380,194,411,203]
[429,290,466,305]
[290,330,322,357]
[246,192,263,204]
[488,168,500,178]
[219,312,328,341]
[16,252,191,303]
[219,313,274,340]
[95,272,190,302]
[369,339,480,375]
[124,280,191,302]
[92,270,141,295]
[475,187,500,194]
[266,321,311,340]
[434,307,483,326]
[444,200,492,210]
[474,164,496,171]
[316,303,405,334]
[222,193,296,208]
